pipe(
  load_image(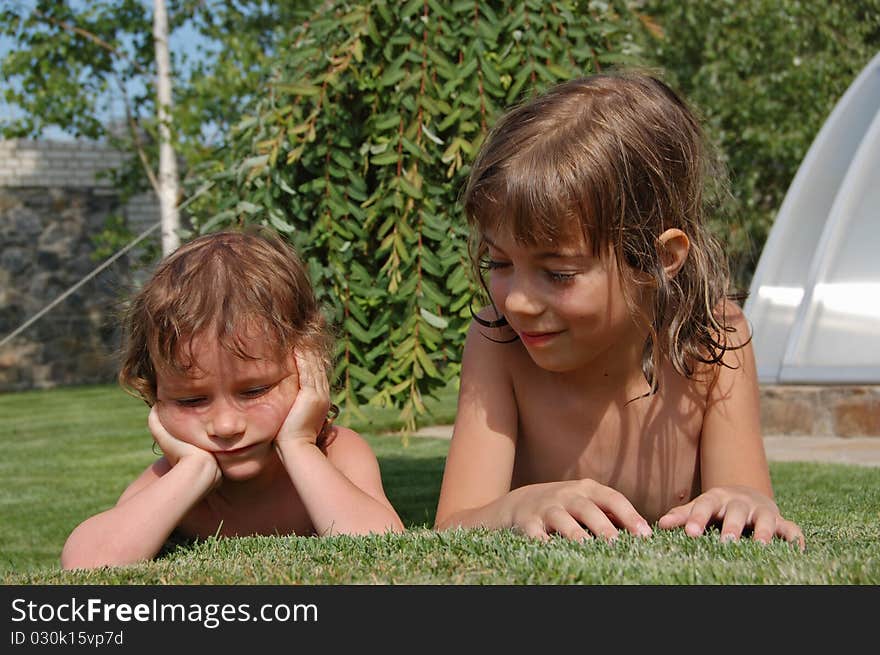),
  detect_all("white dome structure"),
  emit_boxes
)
[745,51,880,384]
